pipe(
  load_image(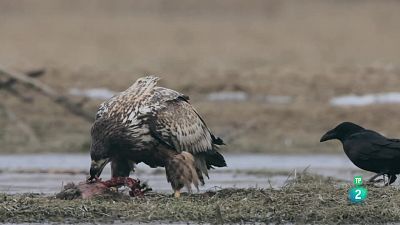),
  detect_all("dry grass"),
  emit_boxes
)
[2,0,400,153]
[1,173,400,224]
